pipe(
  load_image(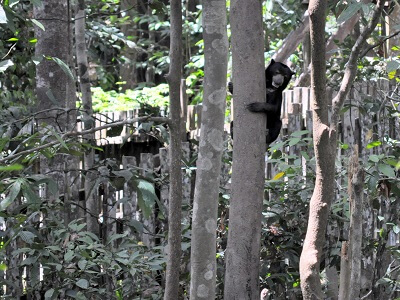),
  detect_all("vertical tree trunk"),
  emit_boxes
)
[299,2,335,299]
[300,1,384,298]
[163,0,183,299]
[224,0,265,299]
[189,1,228,299]
[120,0,138,90]
[75,0,98,235]
[348,146,364,300]
[34,0,74,203]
